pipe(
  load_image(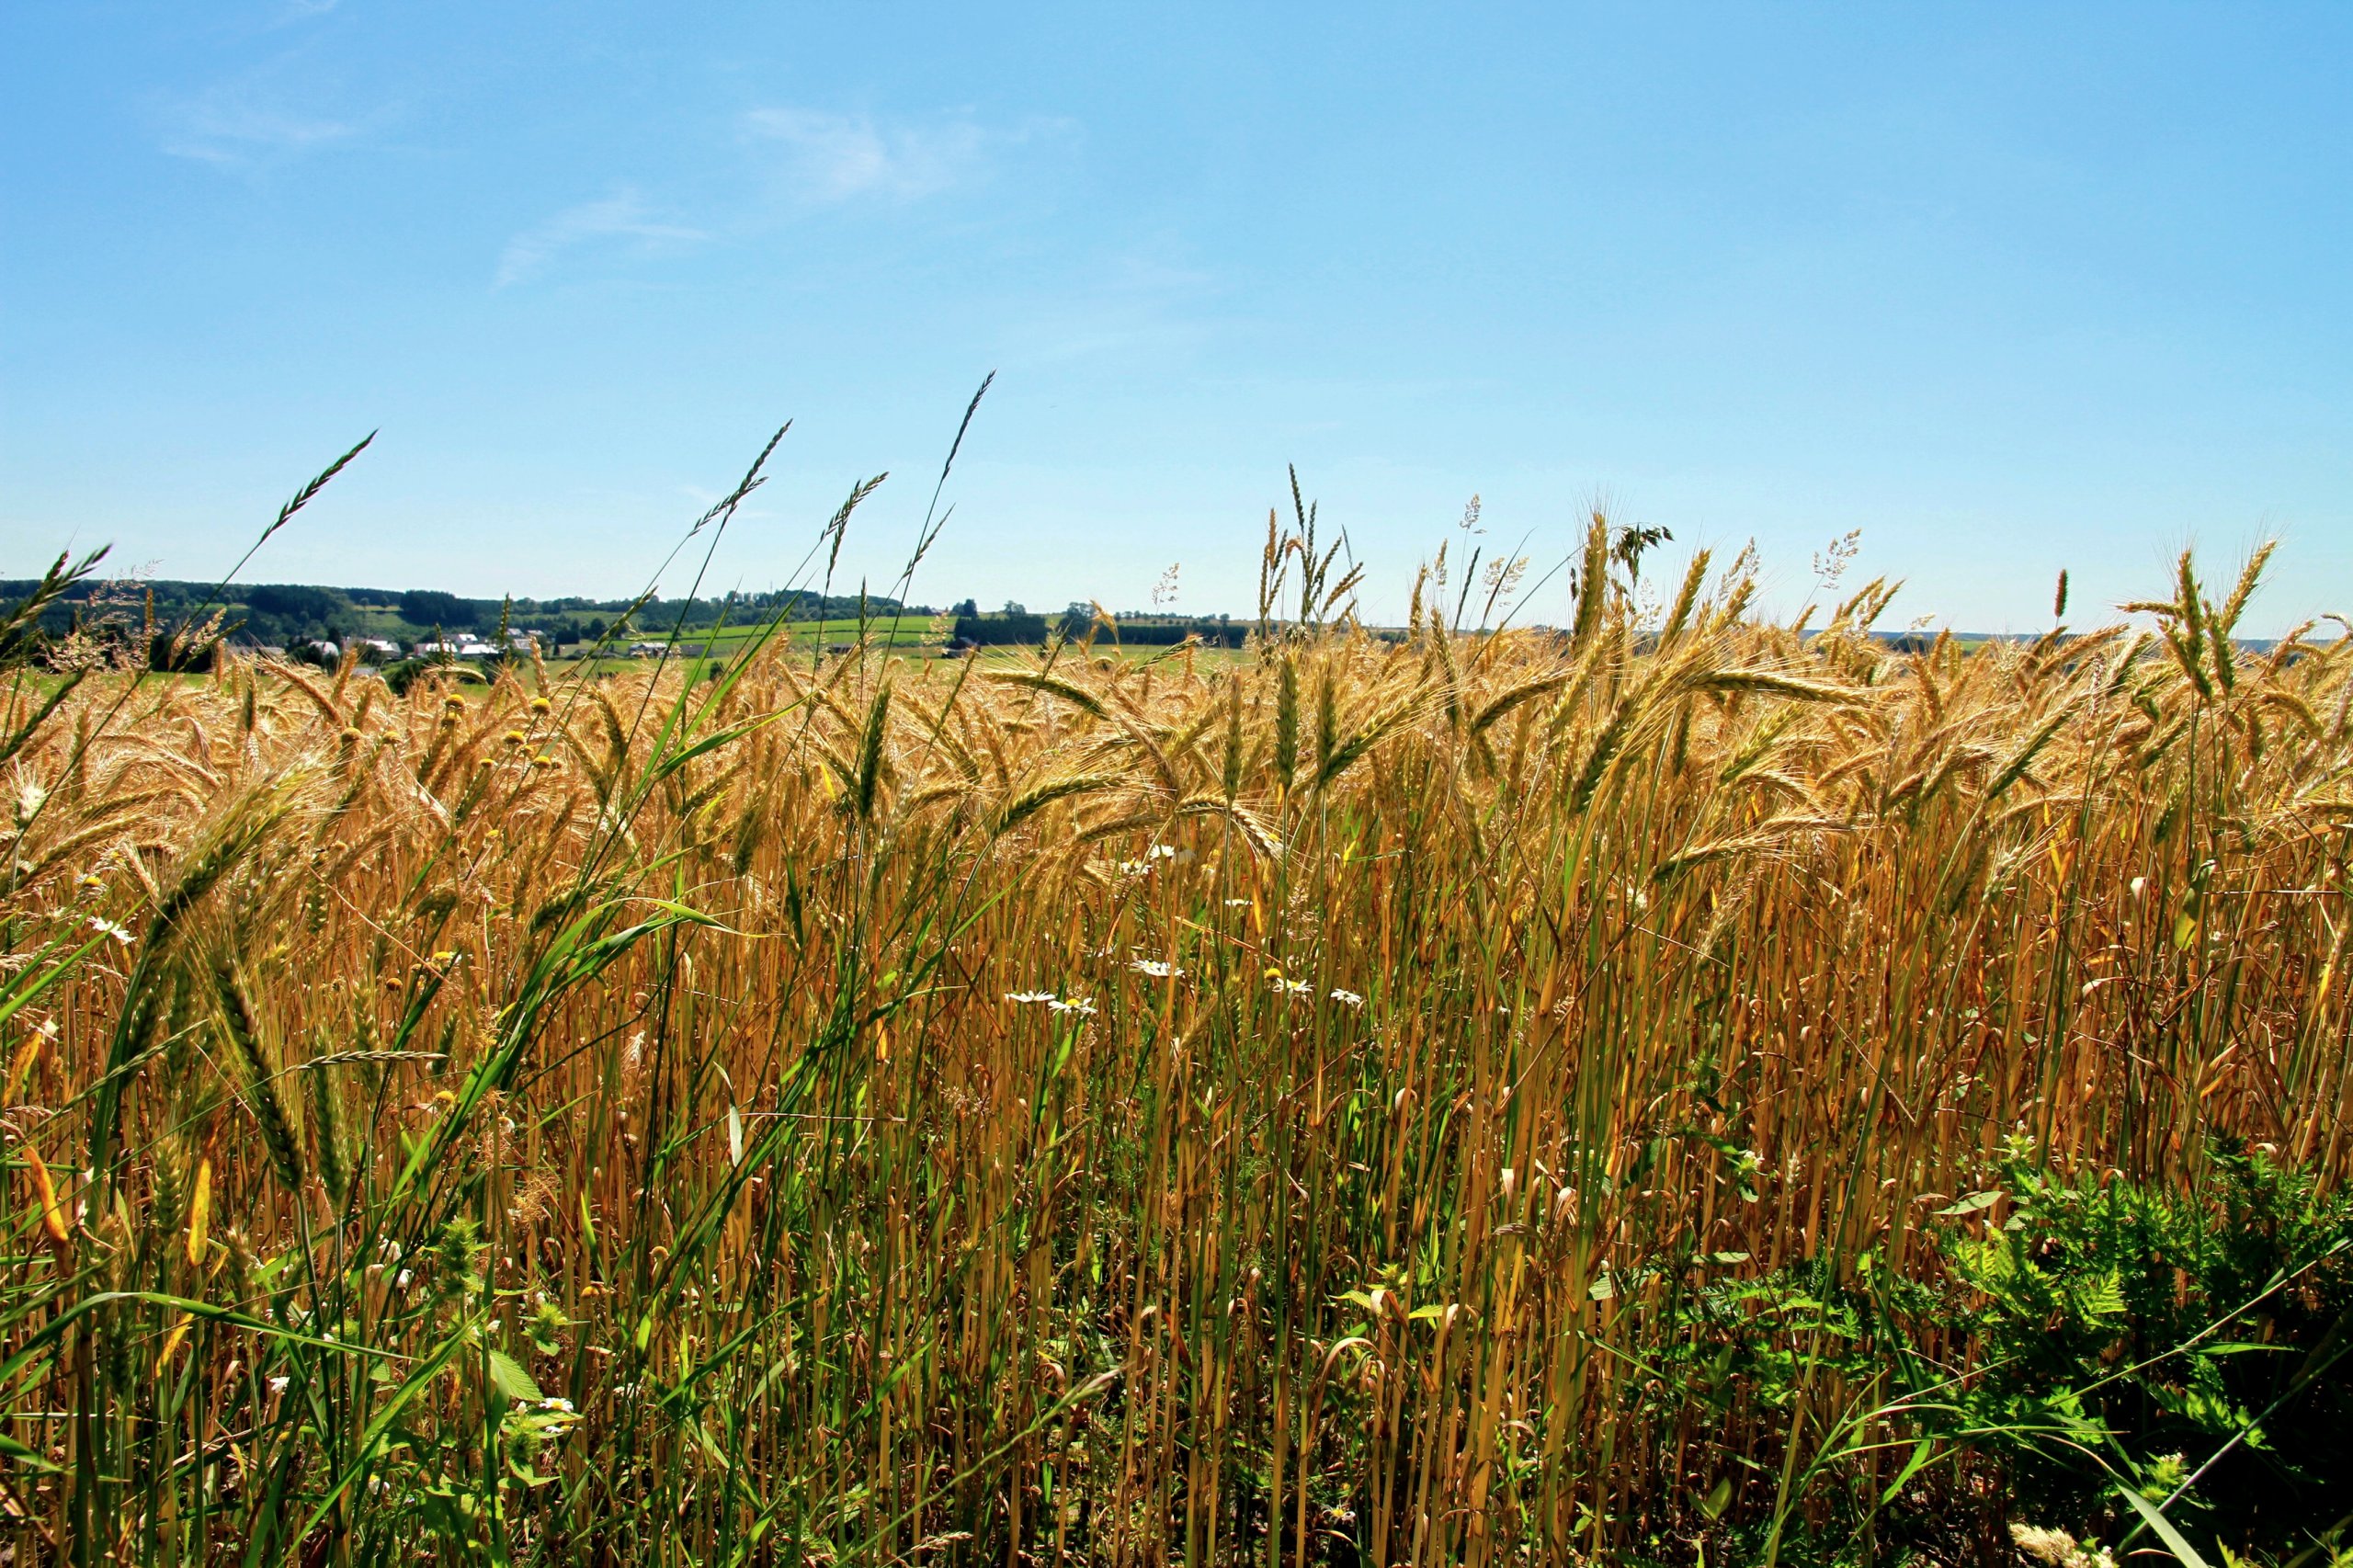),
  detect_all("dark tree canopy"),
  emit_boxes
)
[399,589,474,630]
[244,584,347,623]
